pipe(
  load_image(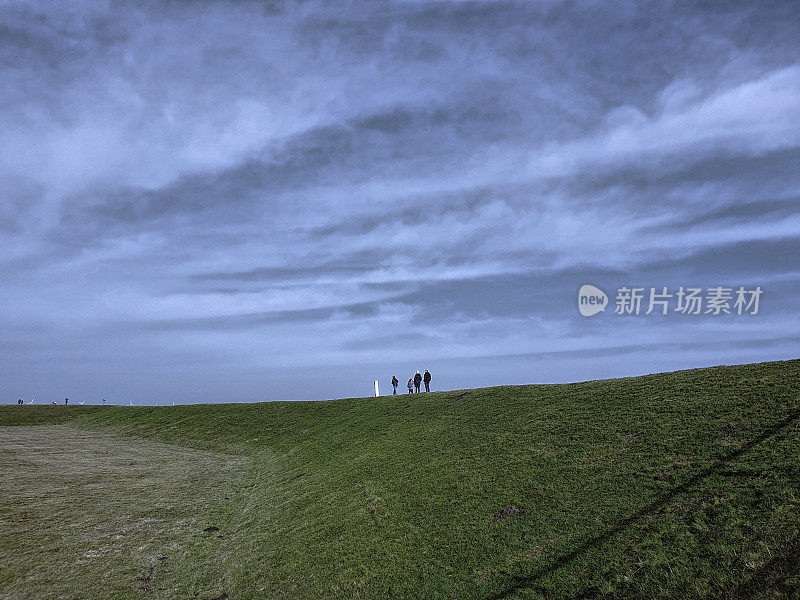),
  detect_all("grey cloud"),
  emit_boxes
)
[141,305,361,331]
[1,0,799,403]
[466,335,800,363]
